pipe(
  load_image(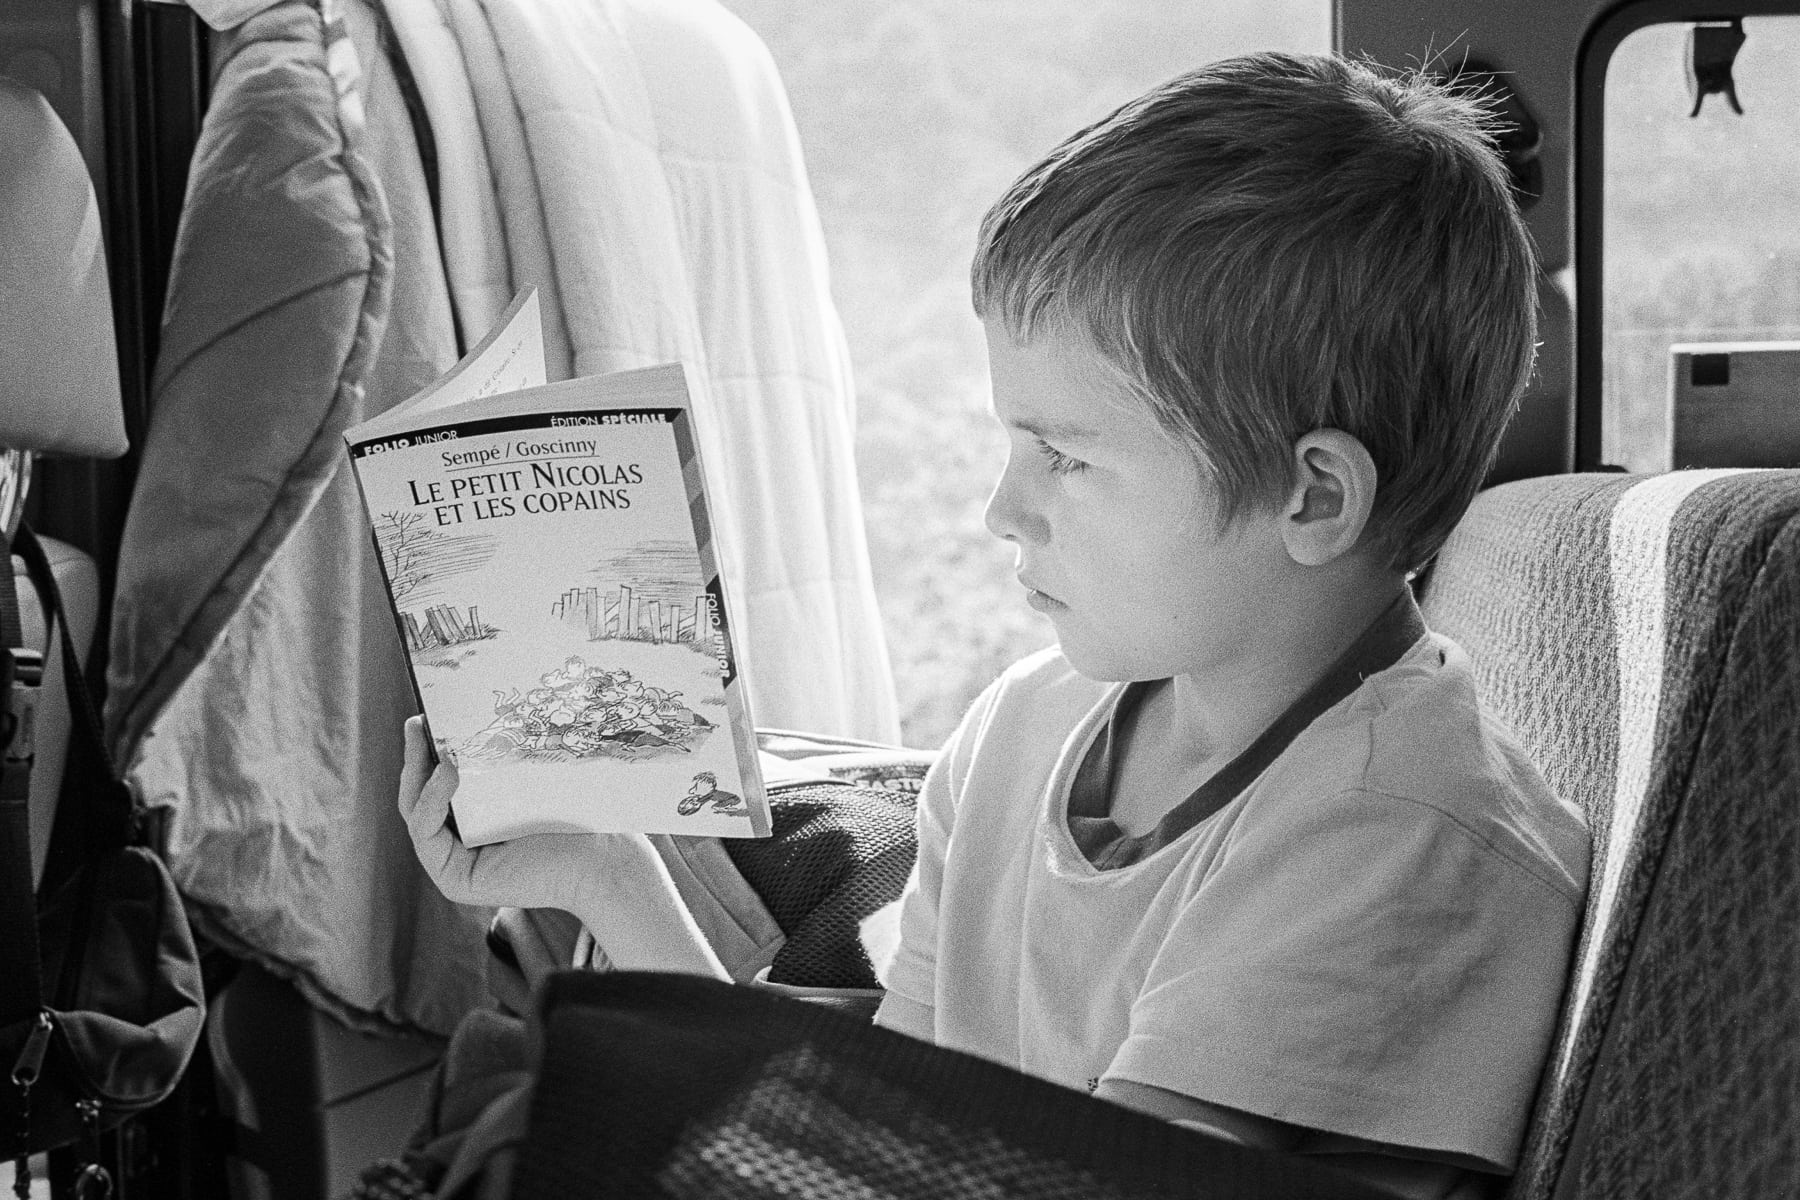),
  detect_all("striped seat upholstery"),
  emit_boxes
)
[1422,470,1800,1199]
